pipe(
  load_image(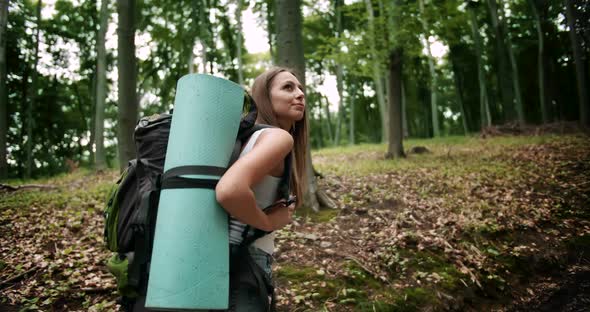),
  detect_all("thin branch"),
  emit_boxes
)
[66,286,117,294]
[0,184,58,191]
[0,266,41,290]
[344,254,389,285]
